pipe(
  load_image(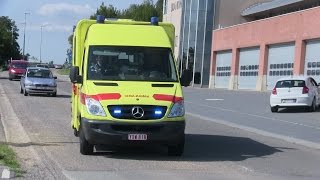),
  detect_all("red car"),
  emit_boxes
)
[8,60,28,80]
